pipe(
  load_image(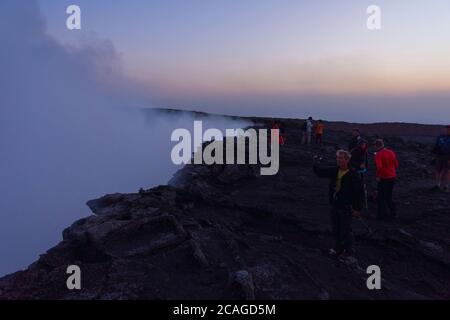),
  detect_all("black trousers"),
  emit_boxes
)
[330,205,354,254]
[377,178,396,218]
